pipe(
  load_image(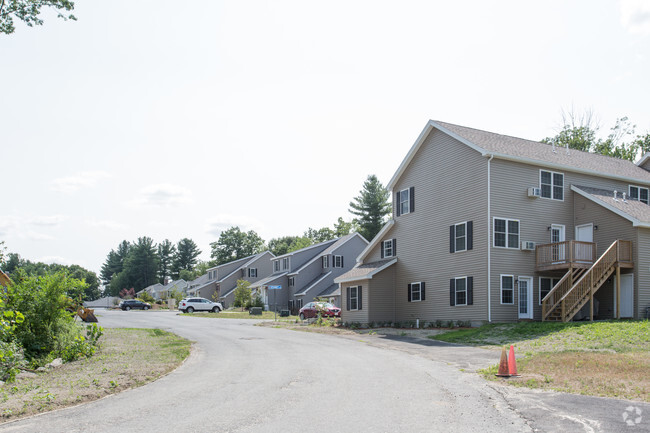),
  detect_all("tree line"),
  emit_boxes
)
[99,174,393,295]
